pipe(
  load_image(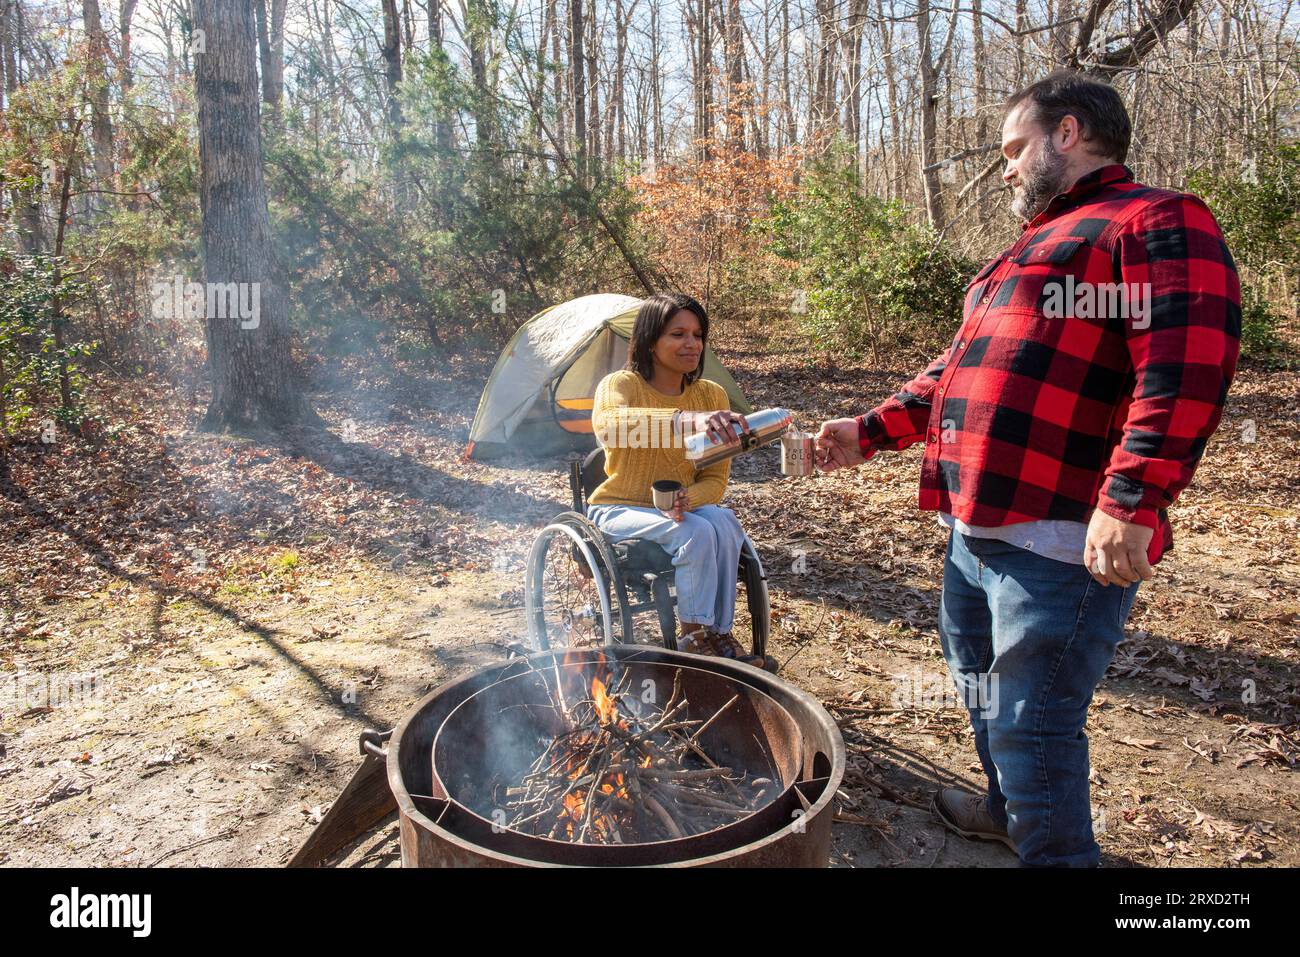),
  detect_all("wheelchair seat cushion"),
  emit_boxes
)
[614,538,675,574]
